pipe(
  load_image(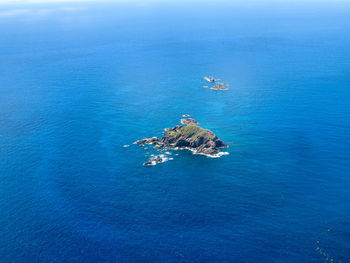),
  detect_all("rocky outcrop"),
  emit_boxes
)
[134,136,160,146]
[143,155,169,166]
[160,124,226,155]
[134,118,227,156]
[210,84,228,90]
[181,118,198,126]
